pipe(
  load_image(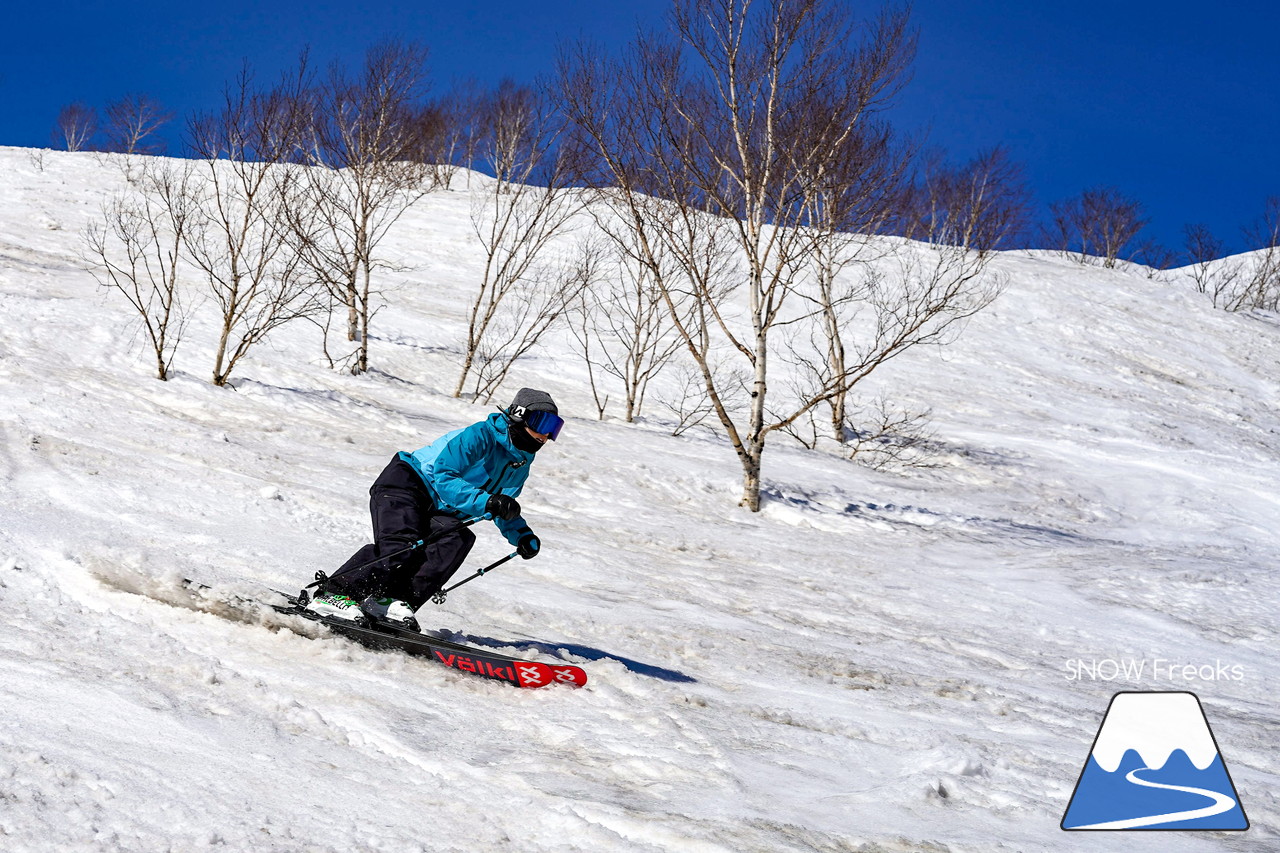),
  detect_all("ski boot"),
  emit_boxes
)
[360,596,421,632]
[305,591,366,623]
